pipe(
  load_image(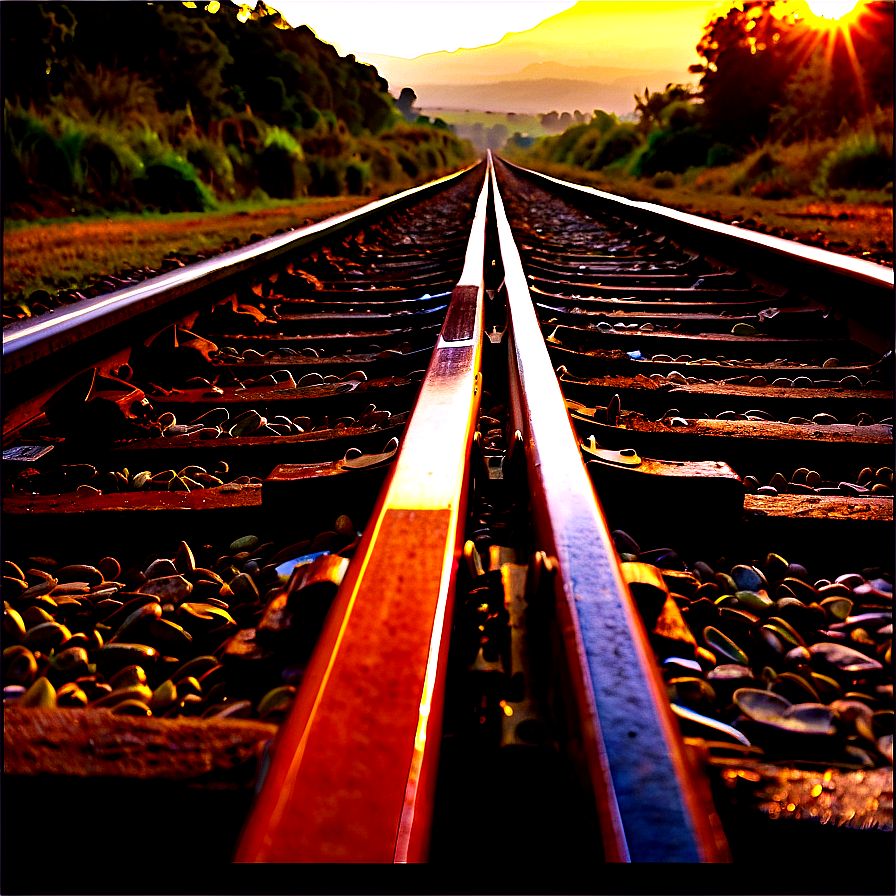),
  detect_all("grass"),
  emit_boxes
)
[3,196,368,314]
